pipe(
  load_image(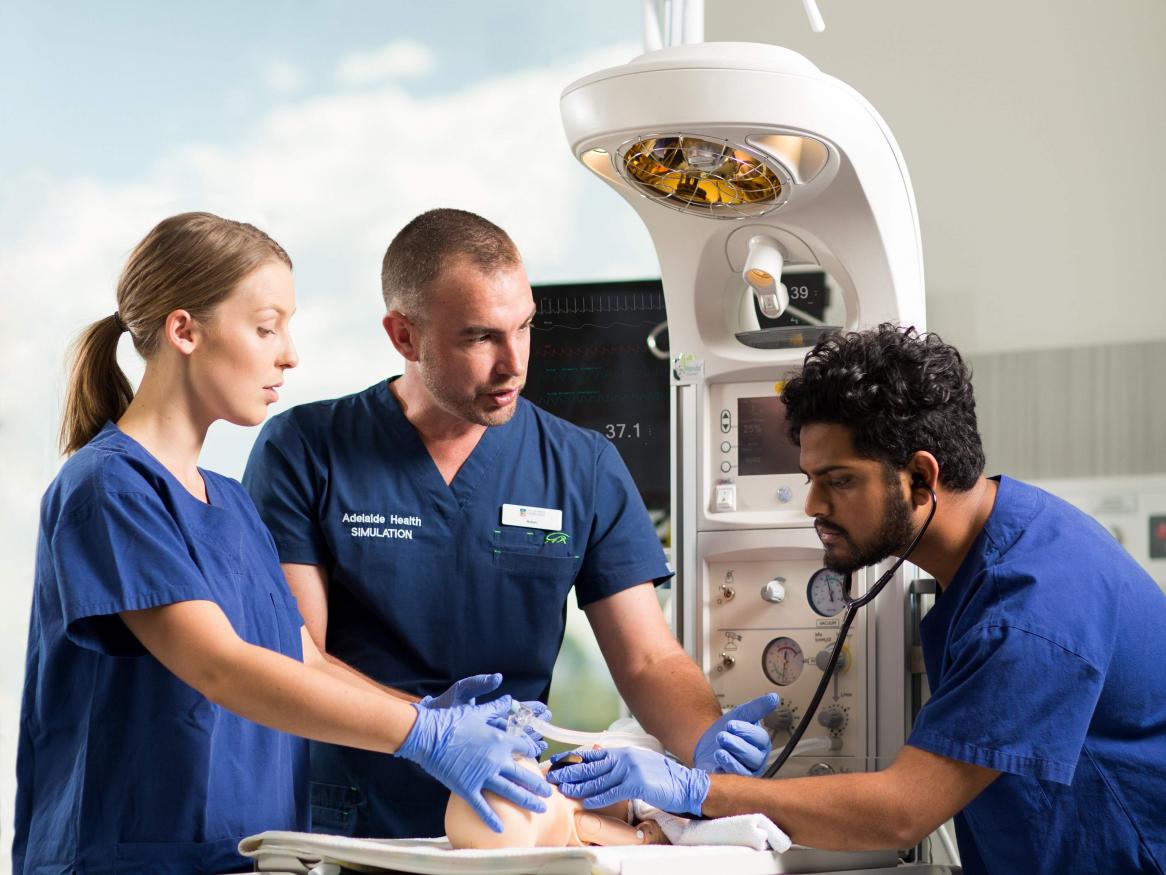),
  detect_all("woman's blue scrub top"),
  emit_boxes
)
[14,423,308,875]
[908,476,1166,874]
